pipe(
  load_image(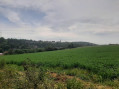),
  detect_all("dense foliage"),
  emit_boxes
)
[0,37,96,54]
